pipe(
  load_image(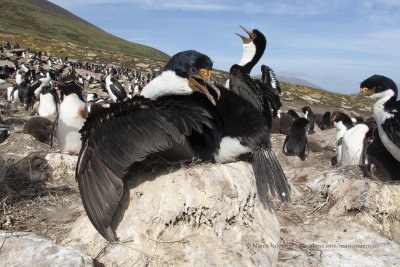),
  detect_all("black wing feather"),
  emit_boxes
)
[76,96,215,241]
[229,64,281,118]
[252,148,291,205]
[229,65,264,113]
